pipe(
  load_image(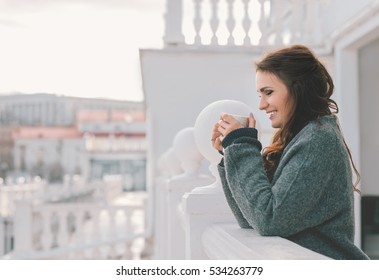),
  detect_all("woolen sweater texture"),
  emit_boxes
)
[218,115,369,259]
